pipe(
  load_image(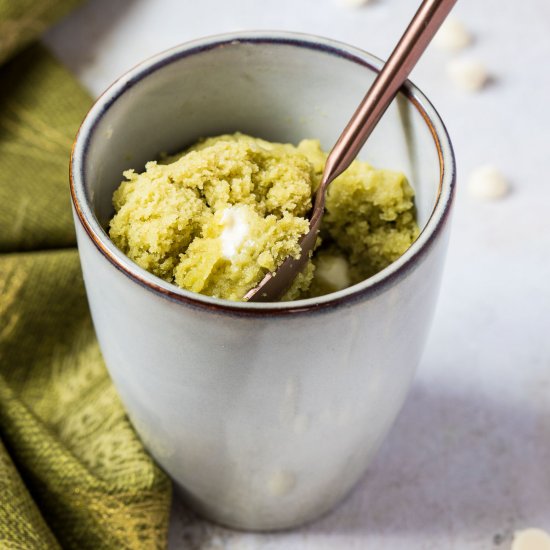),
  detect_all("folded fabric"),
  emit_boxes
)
[0,0,82,64]
[0,3,172,548]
